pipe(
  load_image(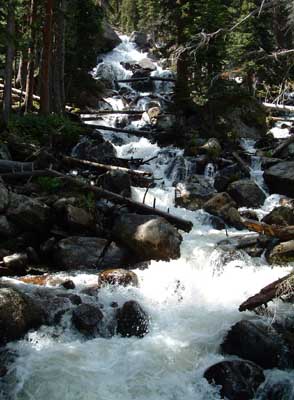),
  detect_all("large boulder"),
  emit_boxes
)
[112,213,182,261]
[257,378,294,400]
[131,69,154,91]
[99,170,131,197]
[64,205,95,233]
[0,287,44,344]
[130,31,148,49]
[203,192,243,229]
[7,193,53,233]
[264,161,294,197]
[214,163,249,192]
[54,236,128,270]
[116,300,149,337]
[98,269,139,288]
[0,215,18,238]
[72,304,103,335]
[227,179,266,208]
[97,21,121,53]
[262,206,294,227]
[204,360,265,400]
[176,175,216,211]
[73,137,117,162]
[221,319,293,369]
